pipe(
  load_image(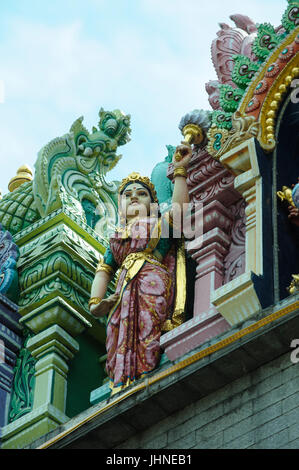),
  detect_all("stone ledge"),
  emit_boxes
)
[160,311,229,361]
[1,403,68,442]
[27,294,299,449]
